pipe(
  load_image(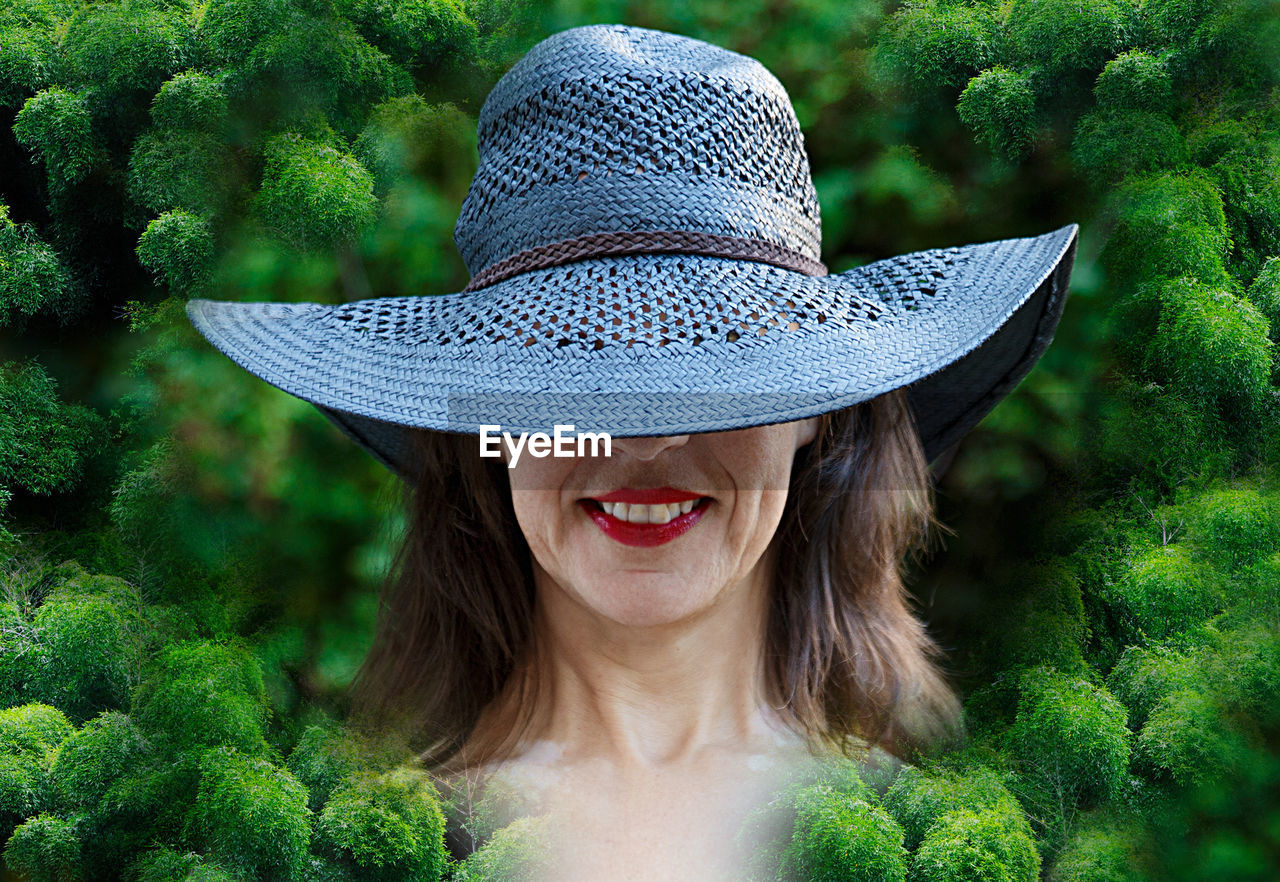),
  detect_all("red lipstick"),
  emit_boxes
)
[579,488,710,547]
[593,487,703,504]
